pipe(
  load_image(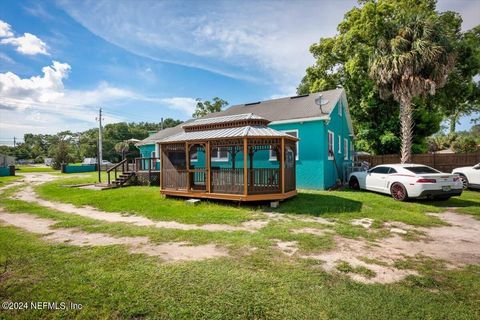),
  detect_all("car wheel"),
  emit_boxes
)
[349,176,360,190]
[458,174,469,189]
[390,182,408,201]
